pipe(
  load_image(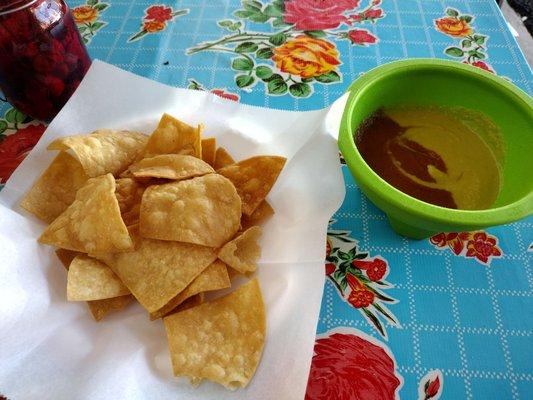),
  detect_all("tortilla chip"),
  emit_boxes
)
[217,156,286,215]
[87,295,133,322]
[163,278,265,389]
[94,231,217,313]
[140,174,241,247]
[67,255,130,301]
[170,293,204,314]
[241,200,274,230]
[115,178,144,213]
[213,147,235,170]
[143,114,202,159]
[39,174,133,253]
[149,260,230,320]
[218,227,261,274]
[129,154,214,180]
[55,249,133,321]
[201,138,216,167]
[20,152,88,223]
[47,130,147,177]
